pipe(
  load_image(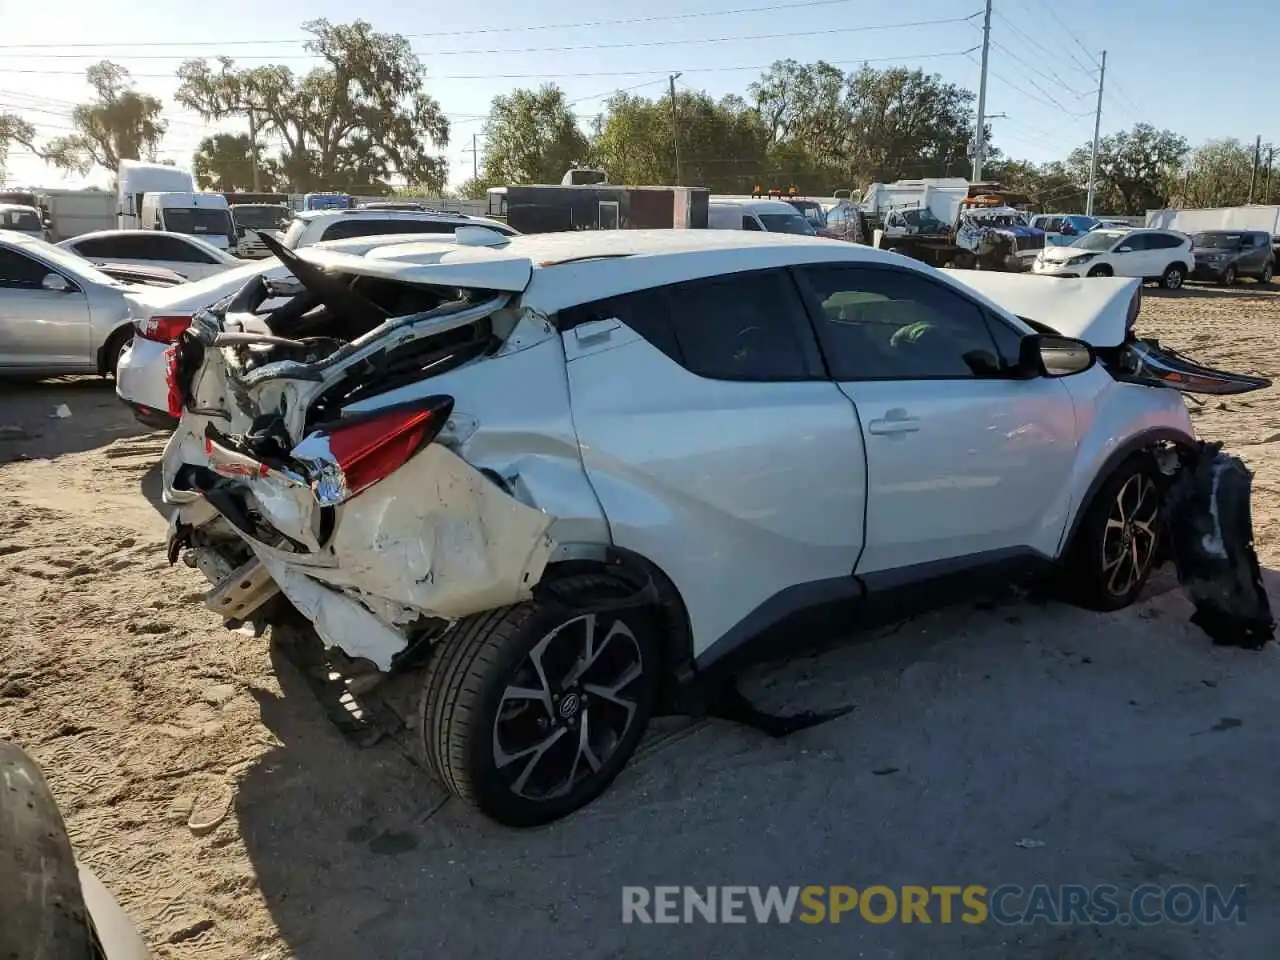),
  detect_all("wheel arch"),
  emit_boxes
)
[1059,427,1196,560]
[538,543,695,708]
